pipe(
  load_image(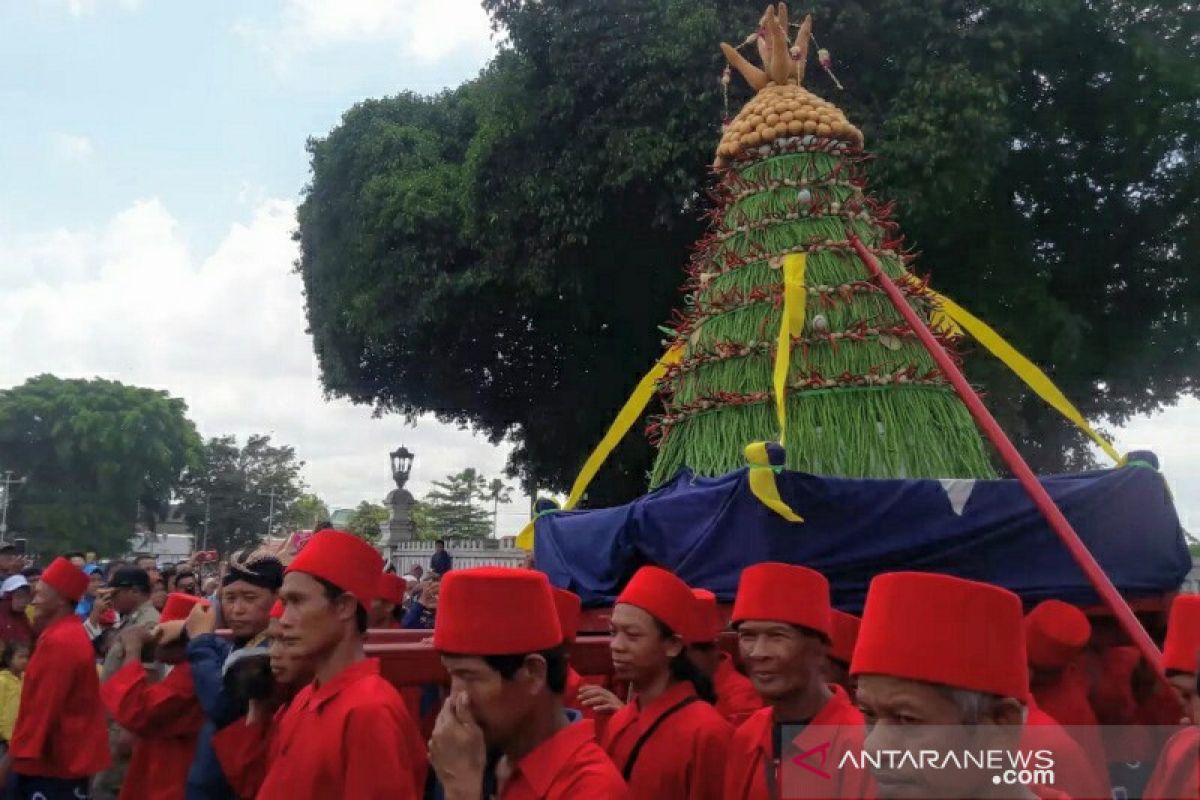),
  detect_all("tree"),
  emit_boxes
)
[283,493,330,531]
[297,0,1200,504]
[178,434,306,554]
[0,375,202,555]
[483,478,514,537]
[345,501,388,542]
[422,468,492,540]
